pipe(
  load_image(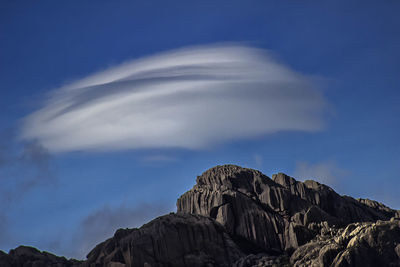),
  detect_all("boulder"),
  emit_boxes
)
[291,219,400,267]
